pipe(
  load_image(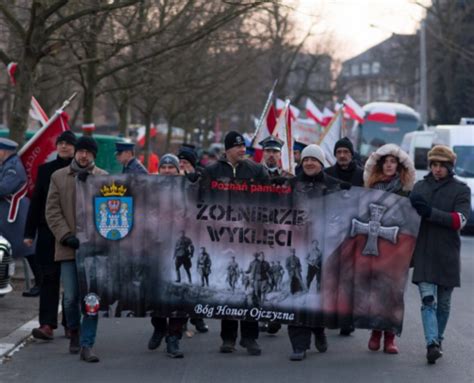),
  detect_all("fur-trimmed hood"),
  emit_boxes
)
[363,143,416,191]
